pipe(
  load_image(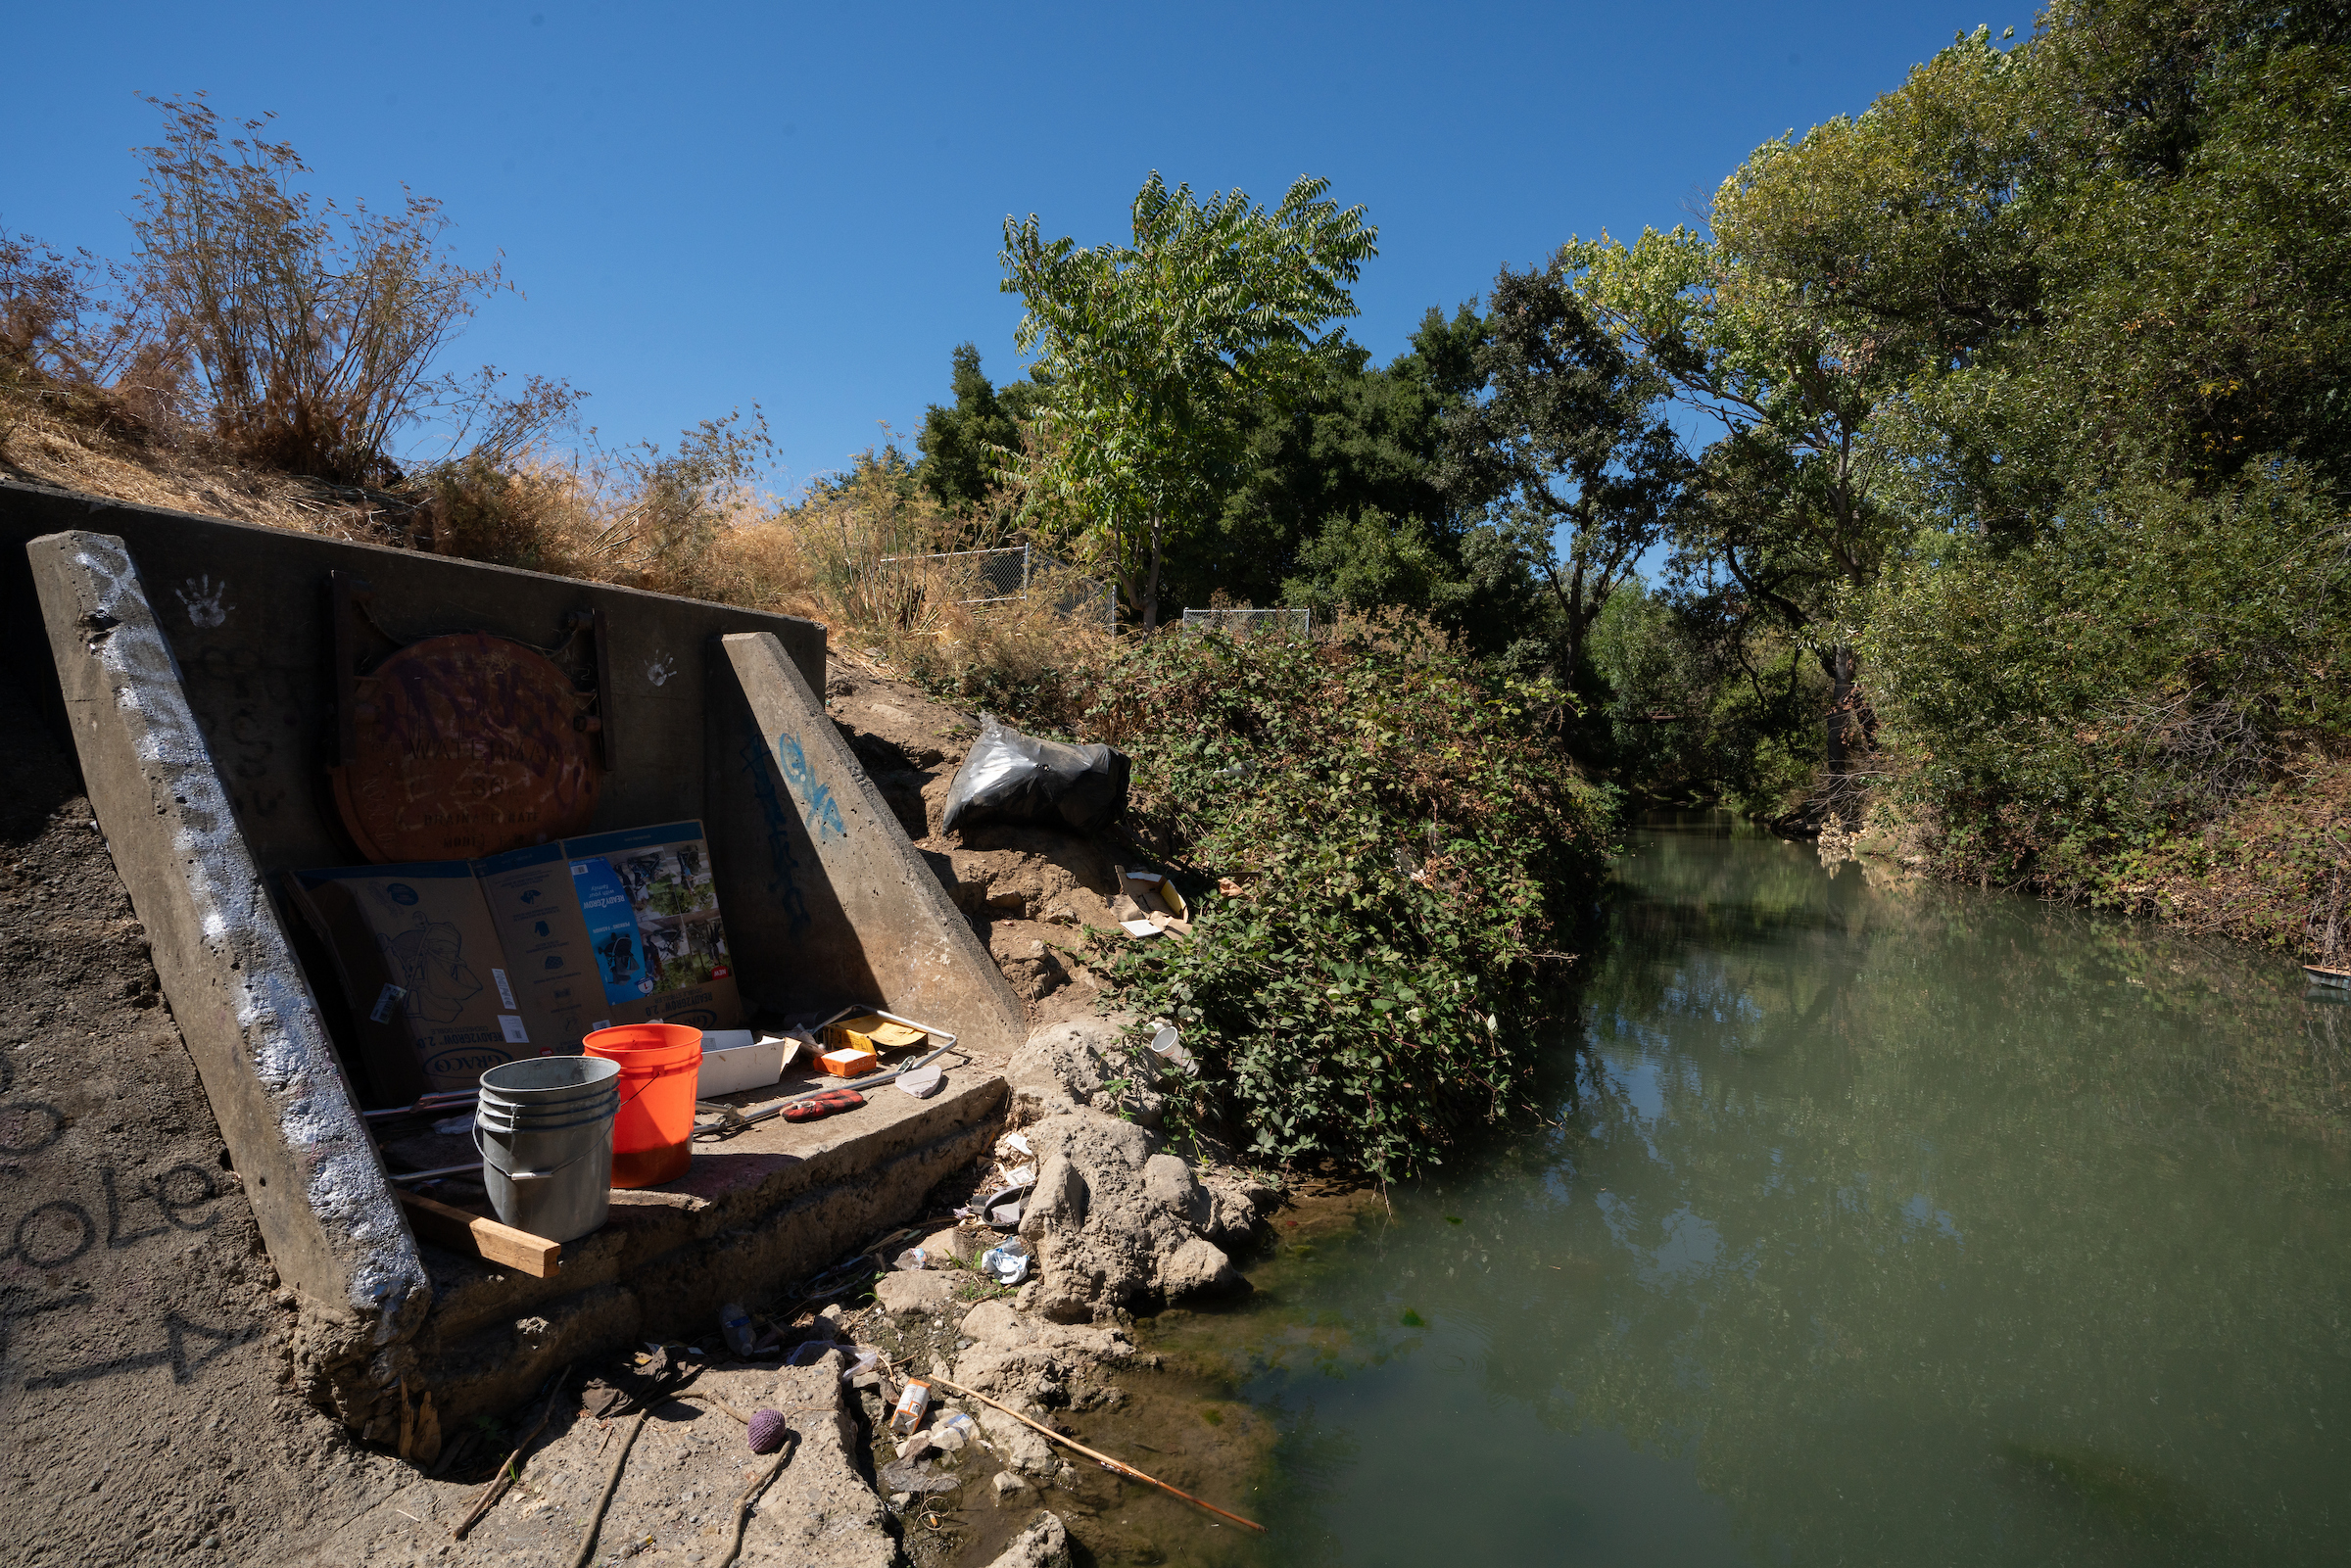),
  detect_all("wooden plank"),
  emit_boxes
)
[397,1190,562,1276]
